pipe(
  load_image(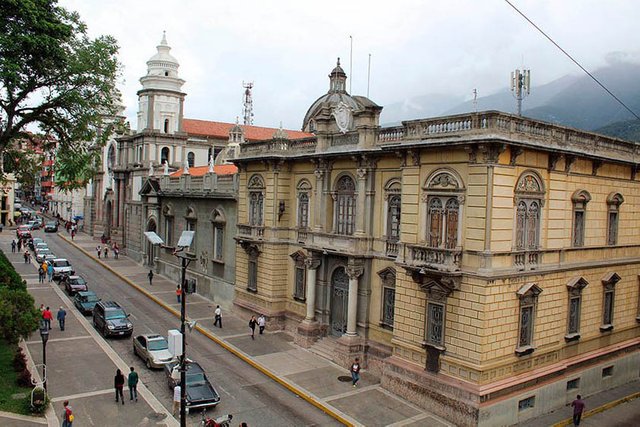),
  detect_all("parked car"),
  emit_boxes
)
[33,242,48,252]
[164,361,220,410]
[92,301,133,337]
[73,290,100,315]
[133,334,177,369]
[35,248,54,263]
[16,225,31,238]
[61,275,88,295]
[43,254,57,264]
[29,237,44,251]
[25,220,39,230]
[44,221,58,232]
[51,258,74,281]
